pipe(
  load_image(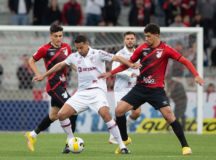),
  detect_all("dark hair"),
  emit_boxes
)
[74,35,88,43]
[50,23,63,34]
[144,23,160,34]
[124,31,136,37]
